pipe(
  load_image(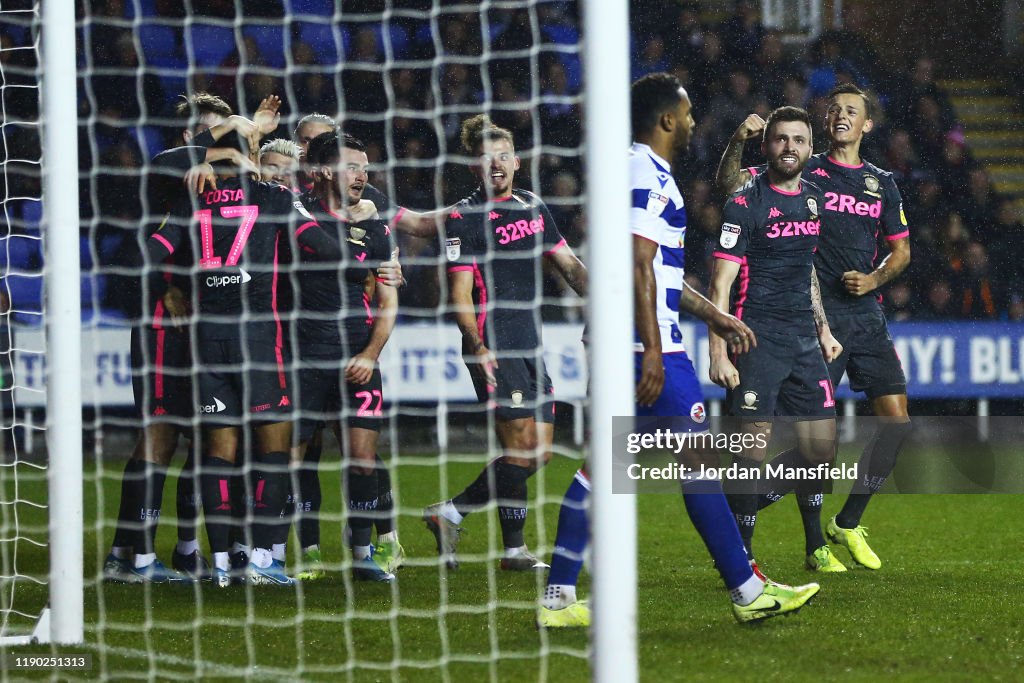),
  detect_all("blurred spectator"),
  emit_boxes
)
[884,129,921,186]
[719,0,763,68]
[751,30,801,107]
[690,30,727,104]
[884,282,914,322]
[632,35,671,81]
[921,280,955,319]
[663,3,706,67]
[954,242,1000,319]
[958,167,1000,239]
